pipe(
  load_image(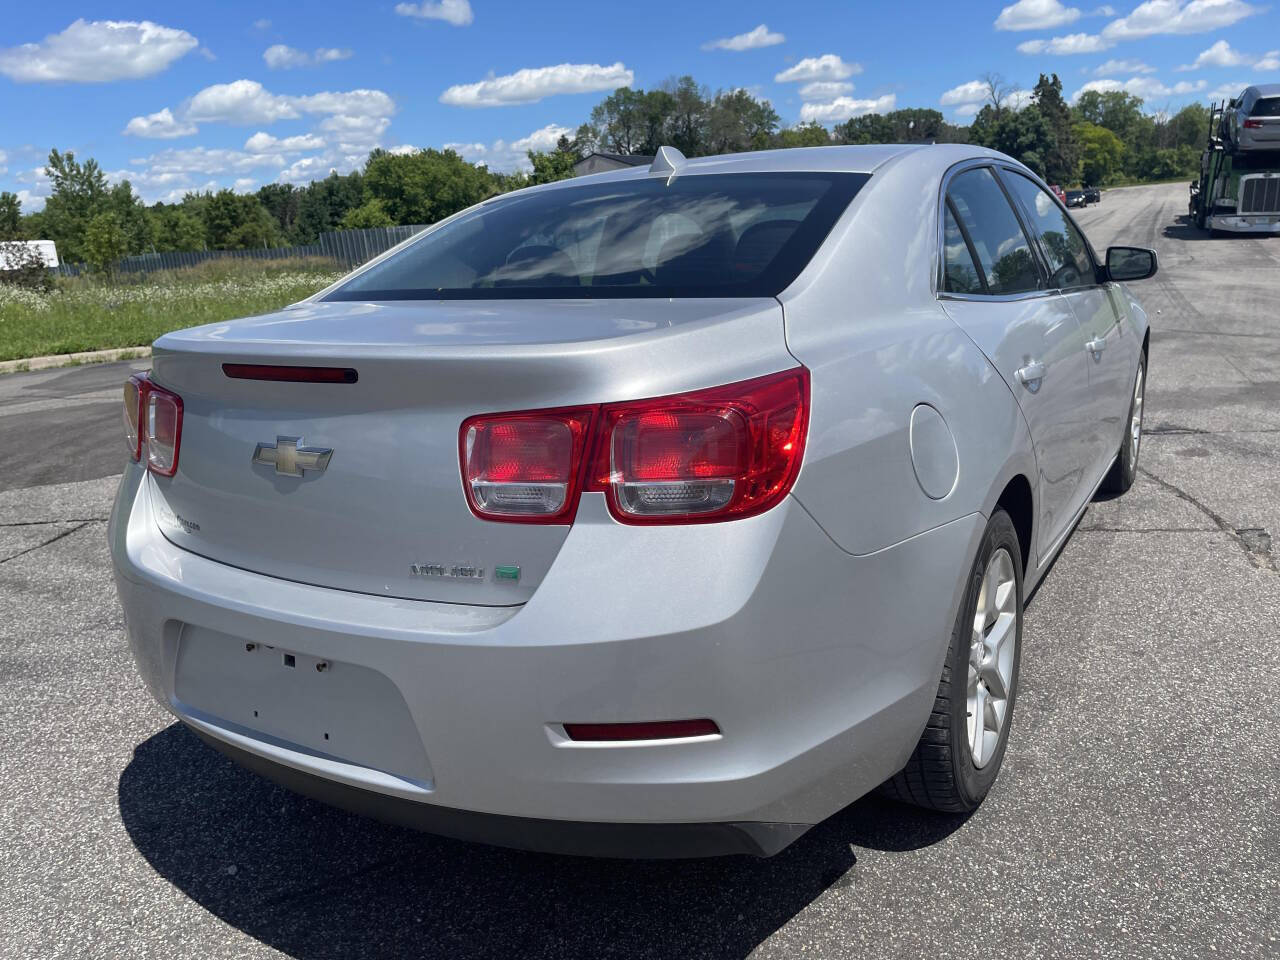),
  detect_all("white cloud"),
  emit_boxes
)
[1073,76,1207,102]
[186,80,299,124]
[15,189,46,213]
[799,81,855,99]
[440,62,633,107]
[244,132,326,153]
[943,82,1033,114]
[393,0,474,26]
[995,0,1082,30]
[774,55,861,83]
[702,24,785,51]
[1093,57,1156,74]
[233,178,257,192]
[1093,5,1117,14]
[253,19,272,30]
[388,144,420,155]
[1017,33,1112,54]
[182,80,394,126]
[263,44,353,69]
[0,149,6,176]
[318,114,391,152]
[1177,39,1278,71]
[1102,0,1262,39]
[123,107,198,139]
[1205,80,1249,101]
[799,94,896,123]
[0,18,198,83]
[143,146,289,176]
[940,80,990,106]
[443,123,573,172]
